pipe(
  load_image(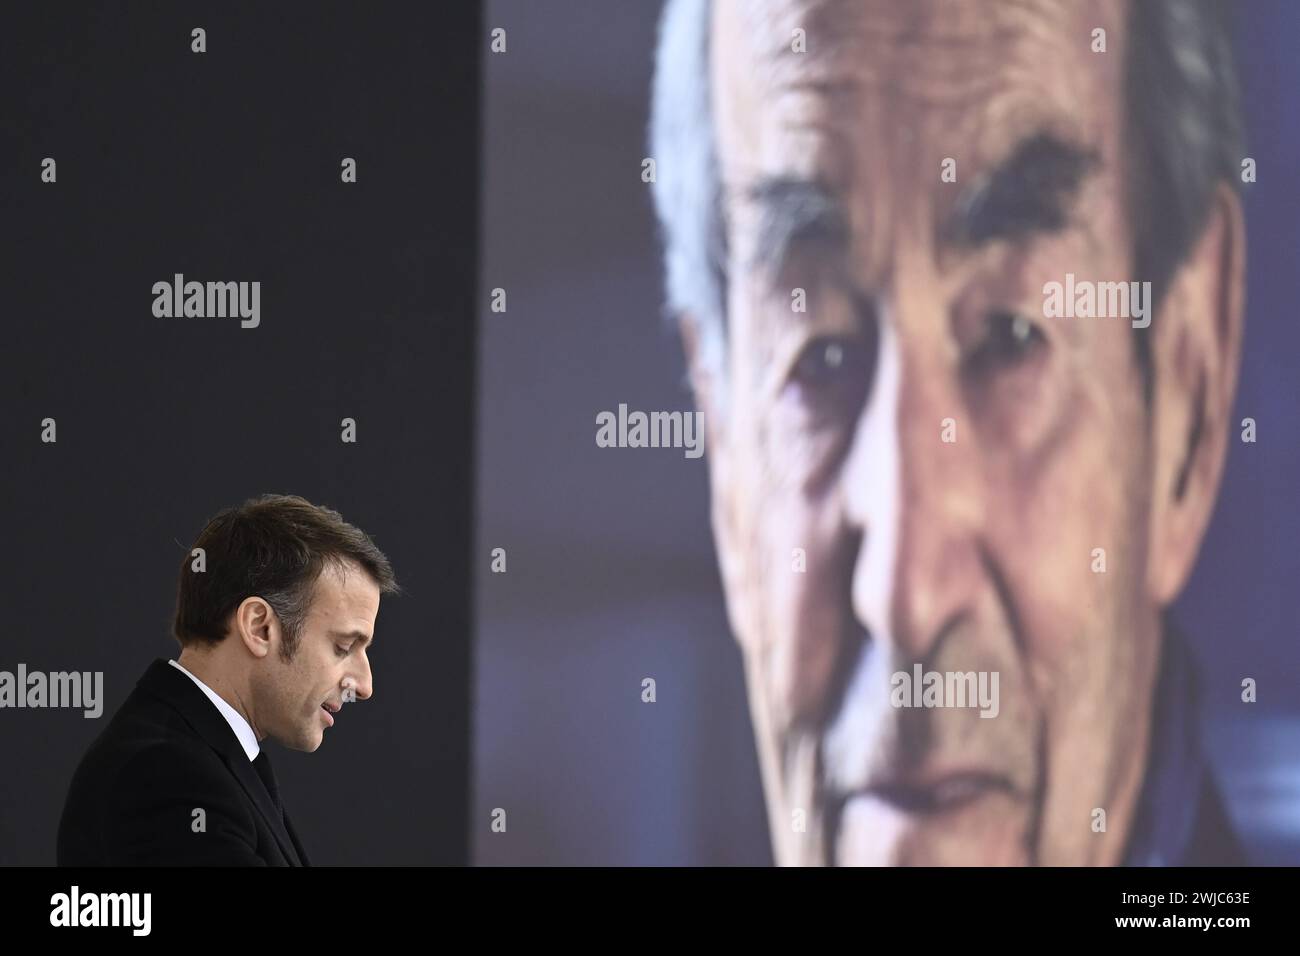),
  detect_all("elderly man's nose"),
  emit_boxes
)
[846,329,983,662]
[892,375,983,658]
